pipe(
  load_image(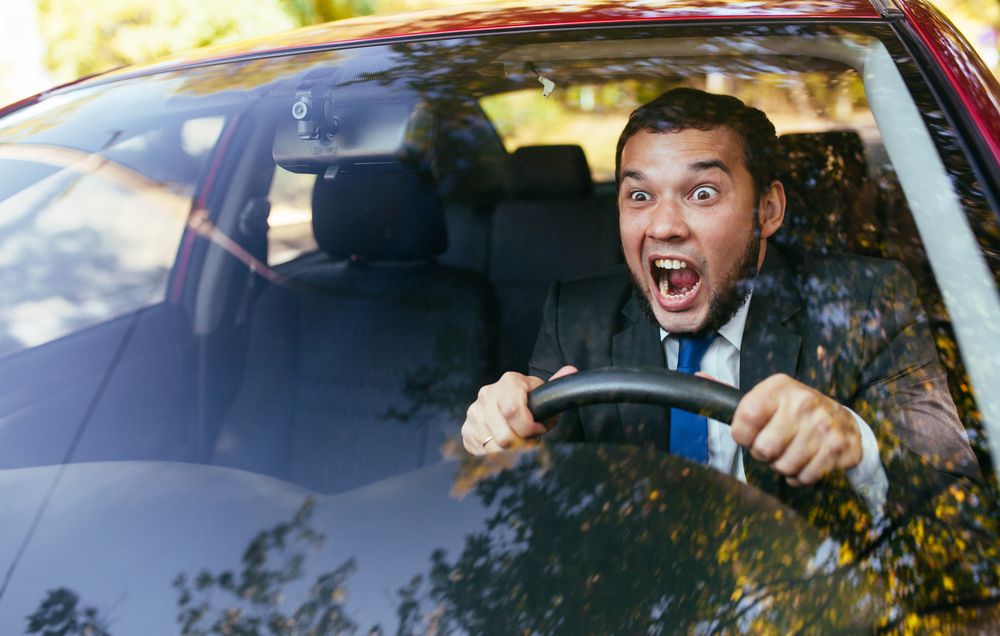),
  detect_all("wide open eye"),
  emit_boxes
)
[629,190,652,202]
[691,185,719,202]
